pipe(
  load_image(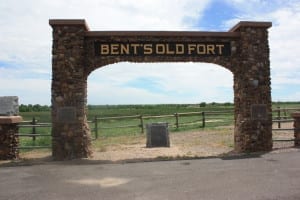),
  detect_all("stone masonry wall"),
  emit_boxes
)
[232,24,272,152]
[0,121,20,160]
[291,112,300,146]
[50,20,92,160]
